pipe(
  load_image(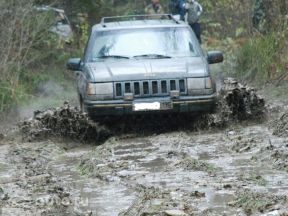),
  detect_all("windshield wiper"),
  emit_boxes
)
[133,54,172,59]
[95,55,130,59]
